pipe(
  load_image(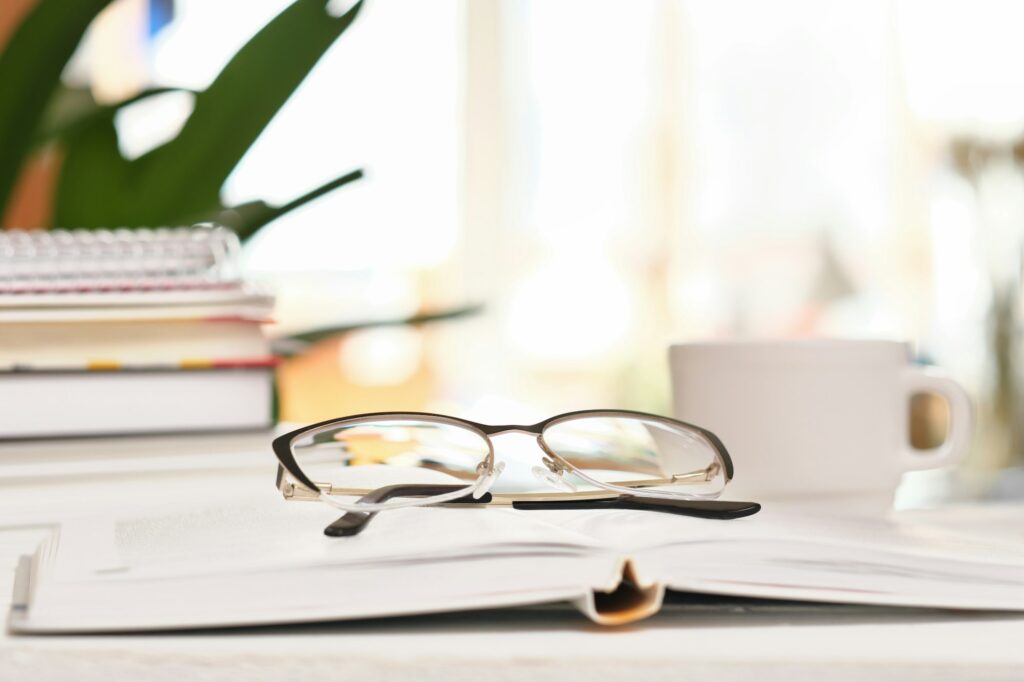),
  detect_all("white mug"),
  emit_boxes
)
[669,340,973,508]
